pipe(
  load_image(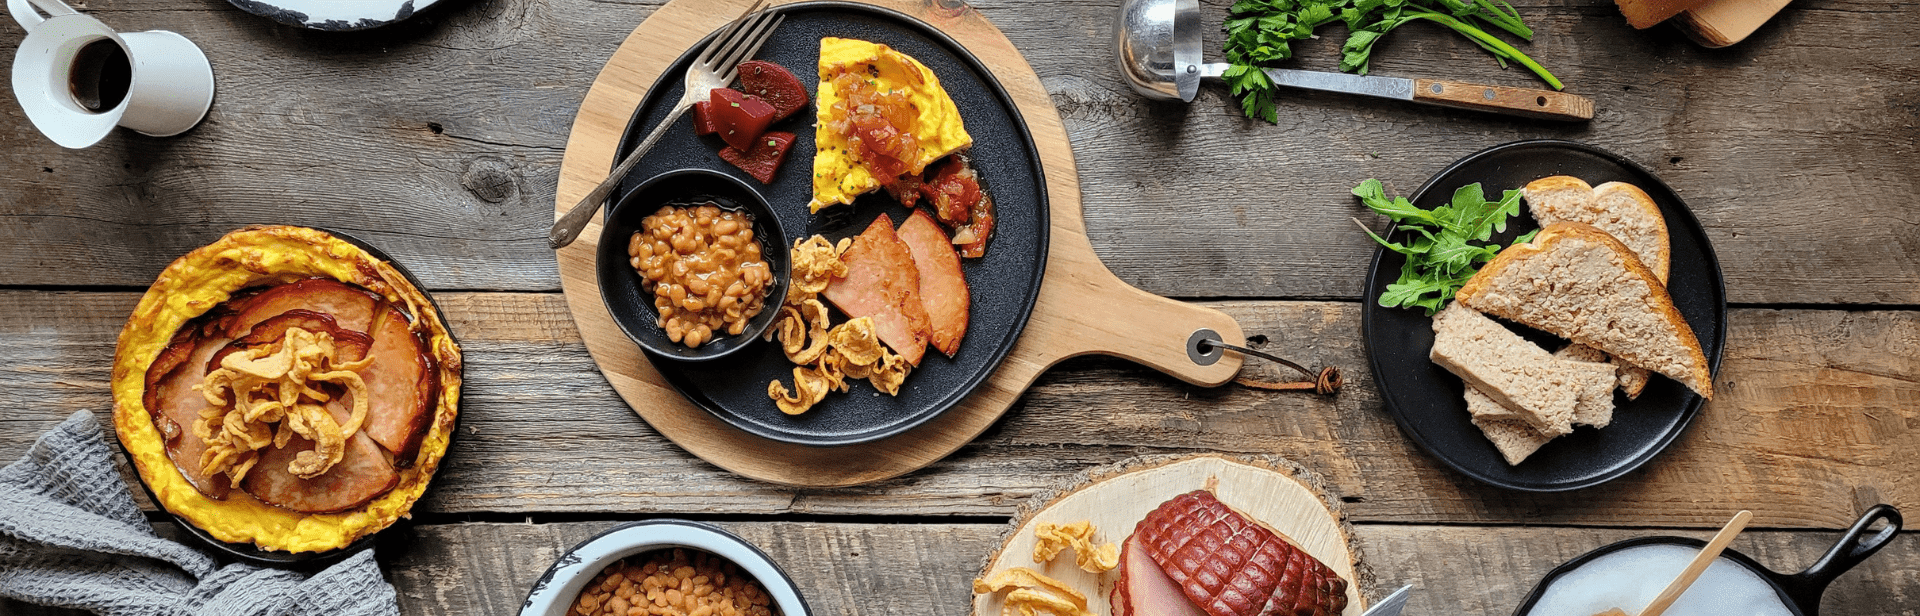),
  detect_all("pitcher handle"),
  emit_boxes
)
[9,0,77,31]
